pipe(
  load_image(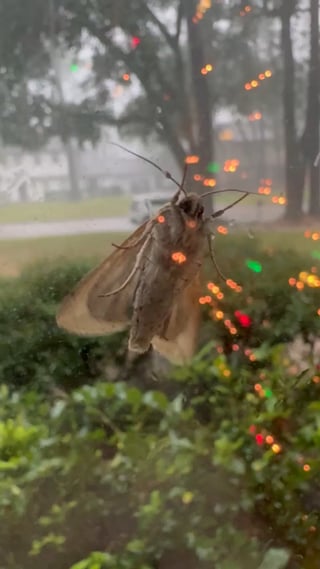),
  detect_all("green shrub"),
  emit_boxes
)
[0,348,319,569]
[0,260,128,392]
[0,237,319,568]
